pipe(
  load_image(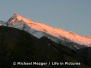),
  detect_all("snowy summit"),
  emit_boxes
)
[6,13,91,49]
